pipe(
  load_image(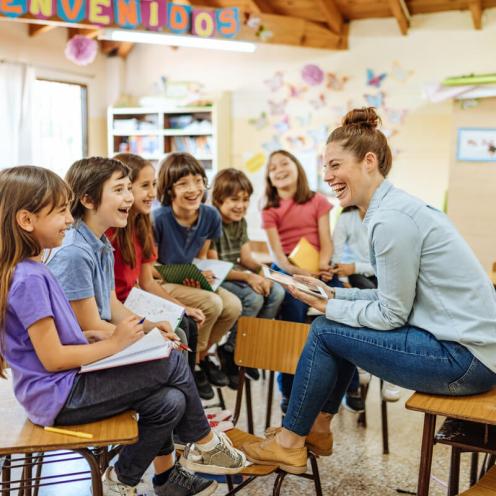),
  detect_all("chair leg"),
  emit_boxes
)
[357,383,368,427]
[216,387,226,410]
[226,475,234,491]
[447,447,461,496]
[265,370,275,430]
[309,453,323,496]
[1,455,11,496]
[272,471,287,496]
[75,449,103,496]
[245,378,254,434]
[32,453,44,496]
[470,453,479,486]
[381,392,389,455]
[22,453,33,496]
